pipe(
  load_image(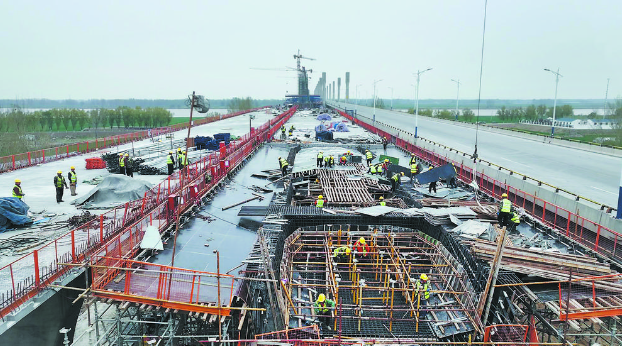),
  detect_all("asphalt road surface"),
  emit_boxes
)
[332,101,621,208]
